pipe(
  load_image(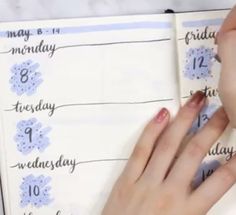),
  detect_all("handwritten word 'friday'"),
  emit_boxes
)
[185,26,217,45]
